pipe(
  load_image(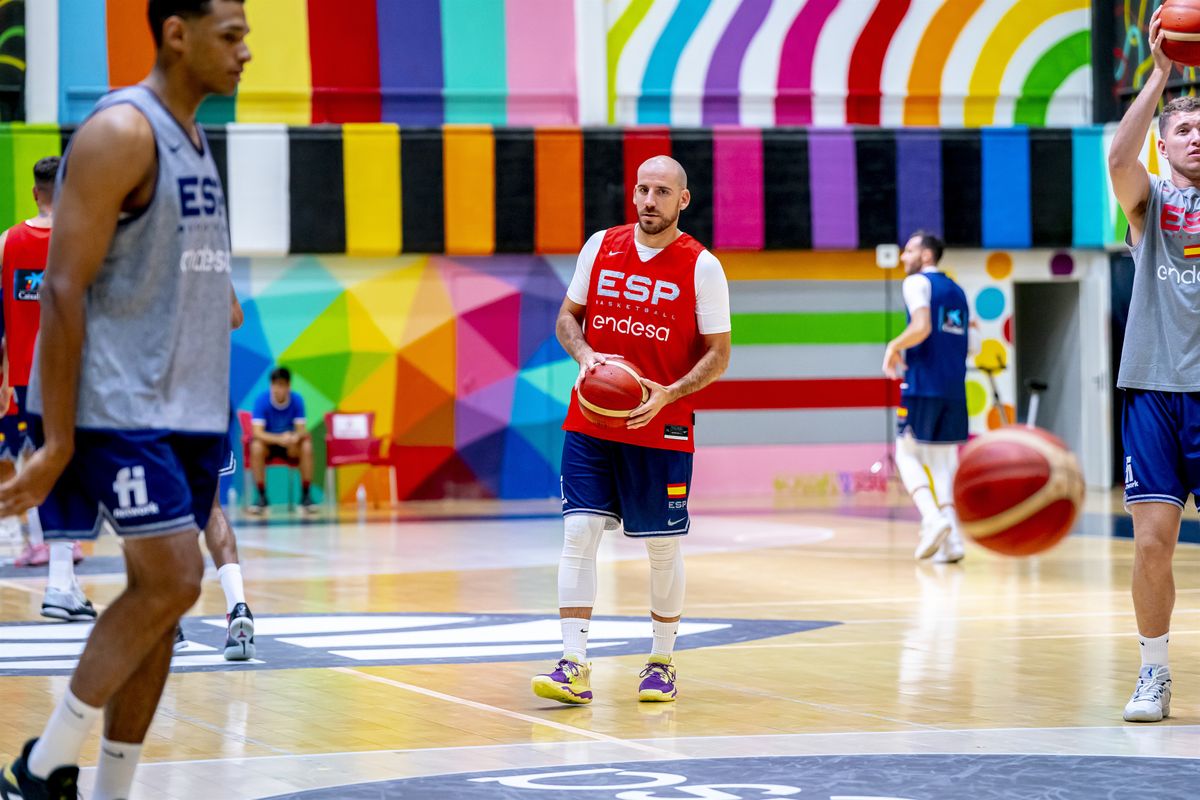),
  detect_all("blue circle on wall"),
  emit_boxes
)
[976,287,1006,321]
[261,753,1200,799]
